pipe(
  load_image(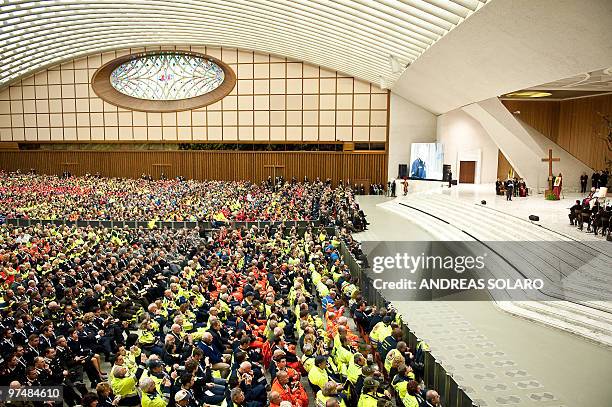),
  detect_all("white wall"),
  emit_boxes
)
[517,118,592,192]
[463,98,545,191]
[437,108,498,184]
[387,93,437,181]
[462,98,592,193]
